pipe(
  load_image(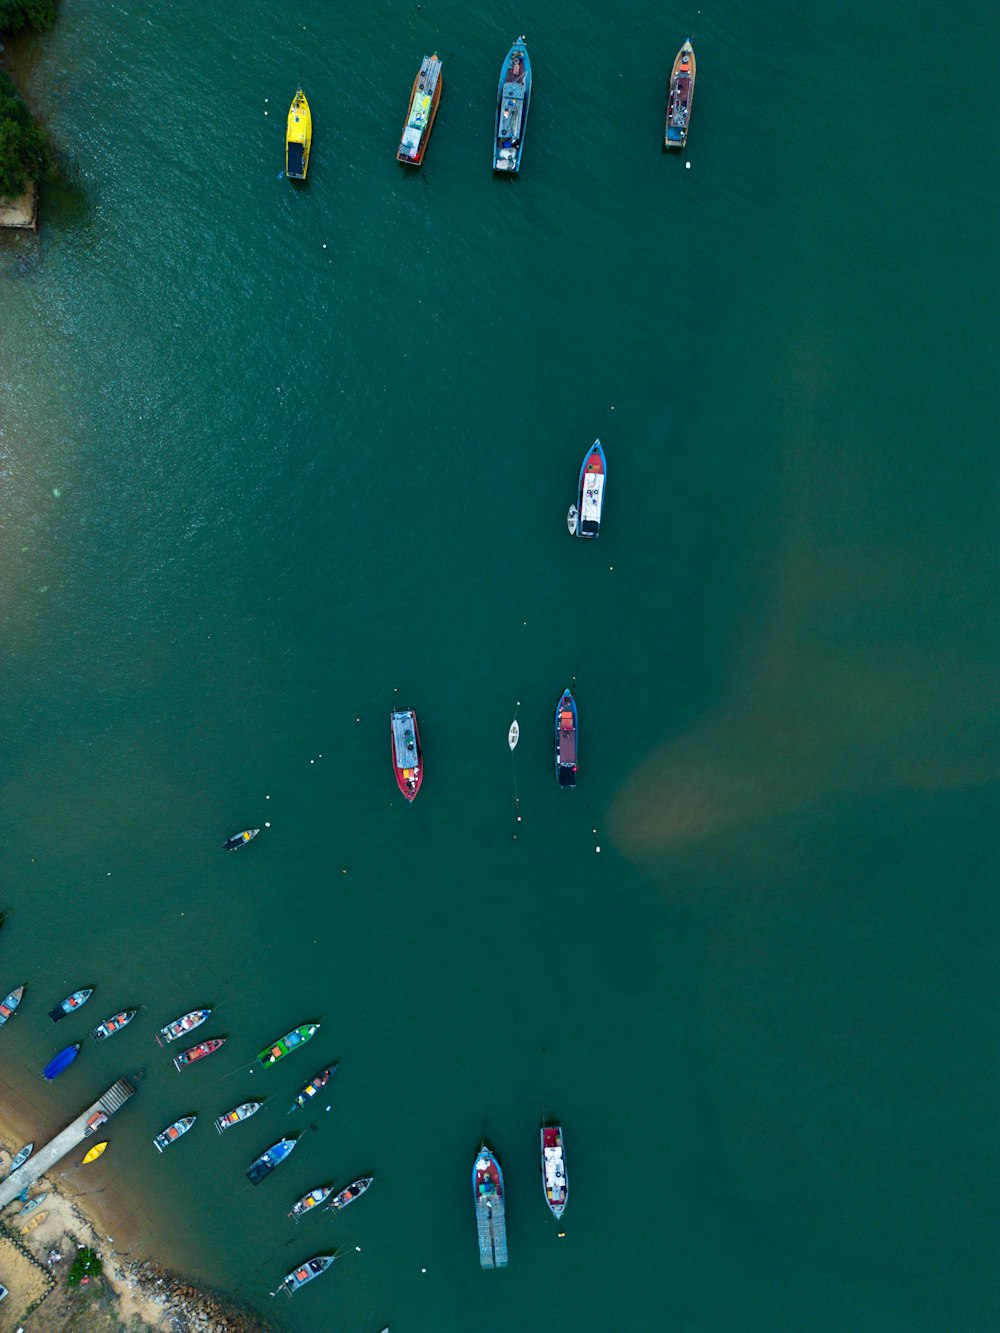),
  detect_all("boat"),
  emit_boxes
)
[289,1063,339,1112]
[664,39,696,150]
[246,1137,297,1185]
[567,505,578,535]
[329,1176,373,1212]
[541,1125,568,1218]
[576,440,607,539]
[273,1253,336,1296]
[554,689,578,787]
[289,1186,332,1218]
[173,1038,225,1070]
[43,1042,81,1081]
[494,38,531,173]
[257,1023,319,1067]
[82,1143,107,1165]
[473,1145,508,1268]
[223,828,259,852]
[16,1193,46,1216]
[0,985,25,1026]
[8,1144,33,1174]
[508,719,519,750]
[19,1210,47,1233]
[154,1116,196,1152]
[83,1111,108,1138]
[48,988,93,1022]
[286,89,312,180]
[397,53,443,166]
[214,1101,261,1134]
[390,709,423,802]
[91,1009,137,1042]
[155,1008,210,1046]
